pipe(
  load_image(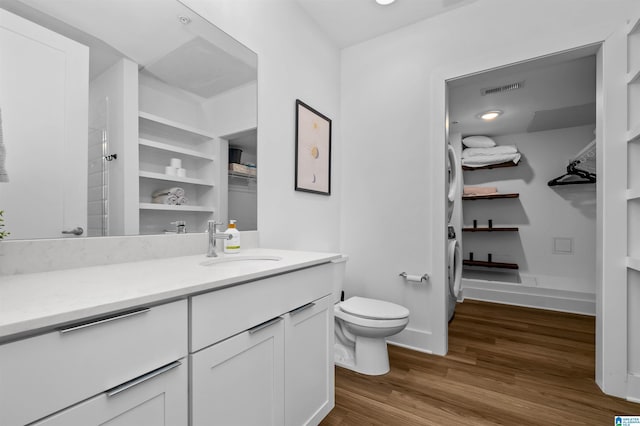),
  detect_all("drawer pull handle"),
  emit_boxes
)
[106,360,182,397]
[248,316,283,334]
[289,302,316,315]
[59,308,151,334]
